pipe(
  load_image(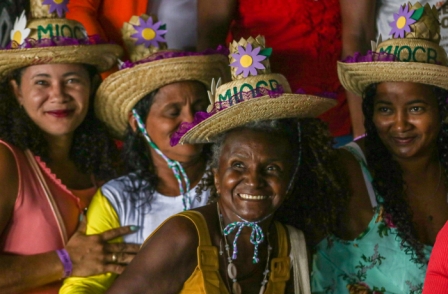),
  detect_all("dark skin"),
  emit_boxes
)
[0,64,139,293]
[107,129,296,293]
[336,82,448,246]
